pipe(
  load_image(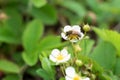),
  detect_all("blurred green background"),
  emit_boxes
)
[0,0,120,80]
